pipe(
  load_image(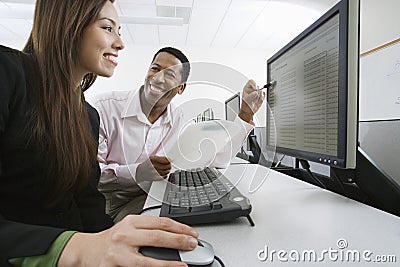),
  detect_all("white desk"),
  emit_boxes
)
[228,156,249,165]
[144,163,400,266]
